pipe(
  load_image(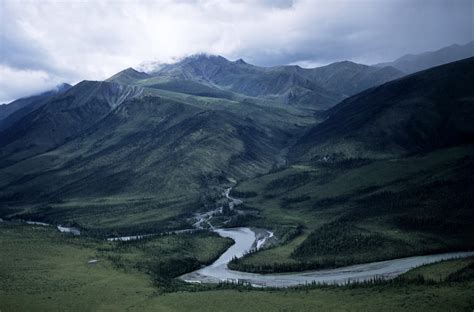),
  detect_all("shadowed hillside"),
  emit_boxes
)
[292,57,474,160]
[0,83,72,131]
[0,81,144,166]
[377,41,474,74]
